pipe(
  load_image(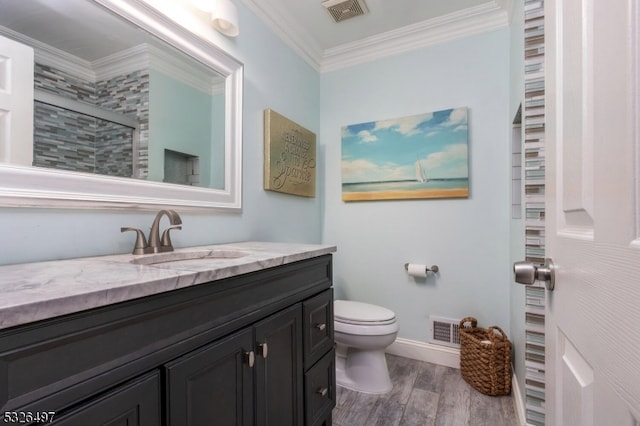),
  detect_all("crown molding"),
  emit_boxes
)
[94,44,224,94]
[145,44,225,95]
[495,0,515,22]
[0,24,223,95]
[241,0,324,70]
[92,44,150,81]
[241,0,509,73]
[0,25,97,81]
[321,2,509,72]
